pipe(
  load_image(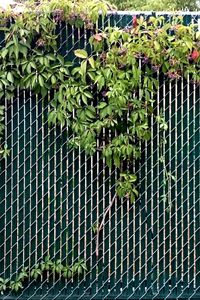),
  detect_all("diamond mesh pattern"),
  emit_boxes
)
[0,12,200,300]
